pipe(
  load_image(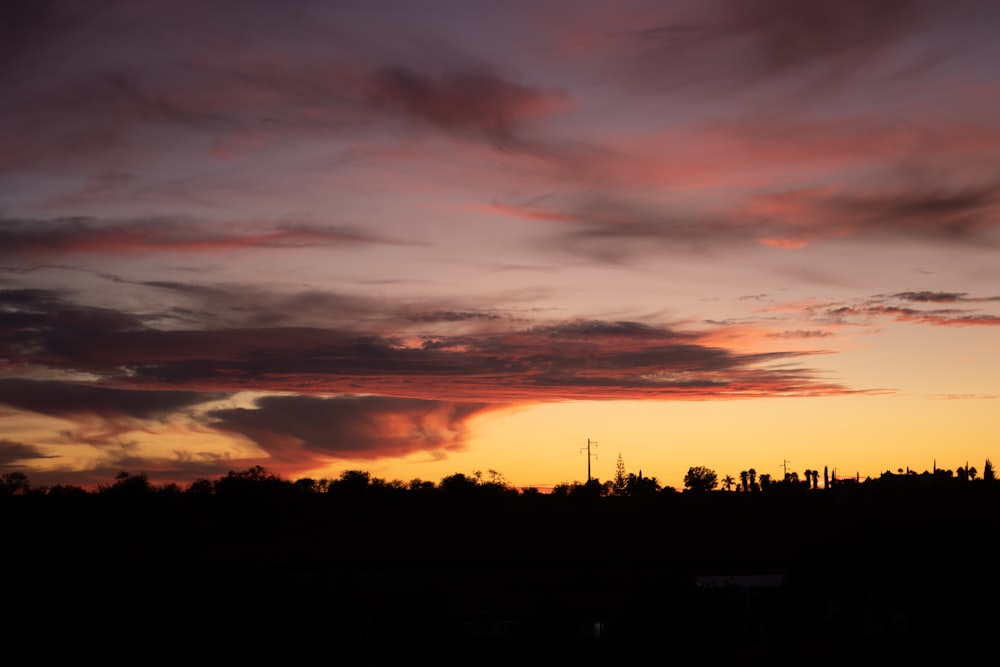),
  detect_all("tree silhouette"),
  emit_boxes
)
[484,469,508,487]
[439,472,480,495]
[100,471,153,495]
[748,468,757,491]
[293,477,319,493]
[627,470,661,496]
[0,471,30,496]
[553,478,605,499]
[683,466,718,492]
[613,453,628,496]
[46,483,86,496]
[740,470,749,492]
[330,469,371,495]
[721,474,735,492]
[985,460,995,481]
[409,478,436,492]
[187,478,213,495]
[213,466,288,495]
